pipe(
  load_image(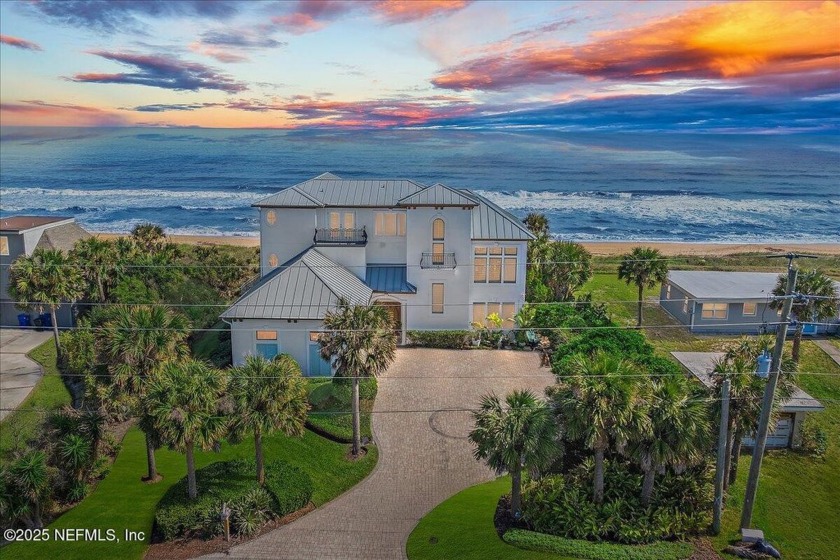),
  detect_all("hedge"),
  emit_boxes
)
[155,459,312,541]
[503,530,693,560]
[406,330,471,349]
